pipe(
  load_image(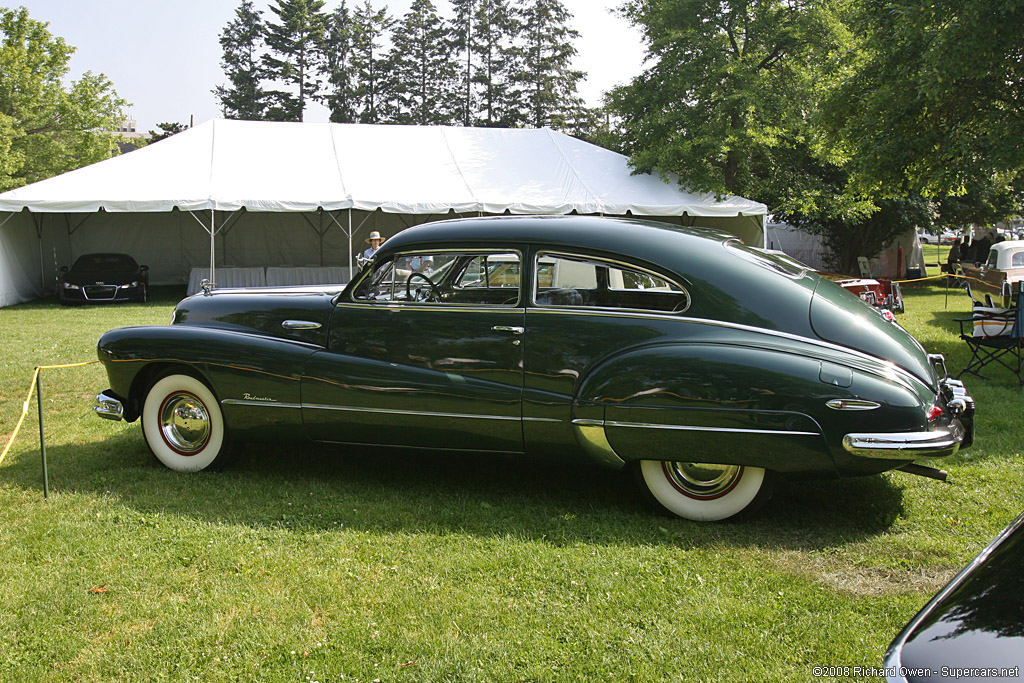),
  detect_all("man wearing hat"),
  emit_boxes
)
[361,231,384,261]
